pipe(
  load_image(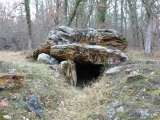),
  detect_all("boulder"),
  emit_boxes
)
[33,26,128,59]
[37,53,59,65]
[0,73,25,89]
[60,60,77,86]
